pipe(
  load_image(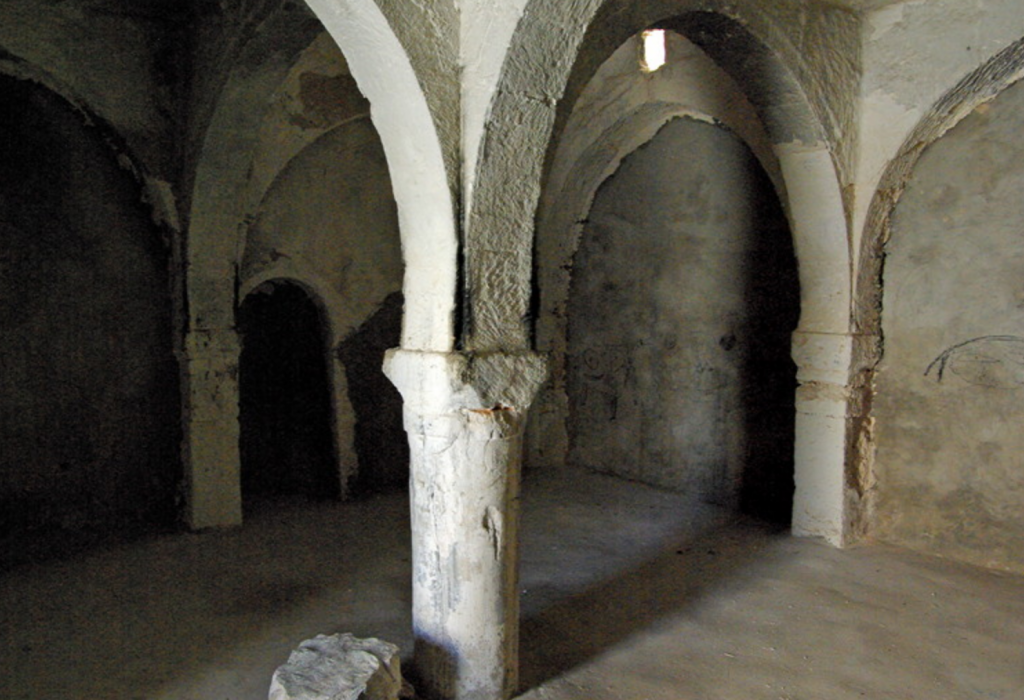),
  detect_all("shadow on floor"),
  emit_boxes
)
[519,514,788,691]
